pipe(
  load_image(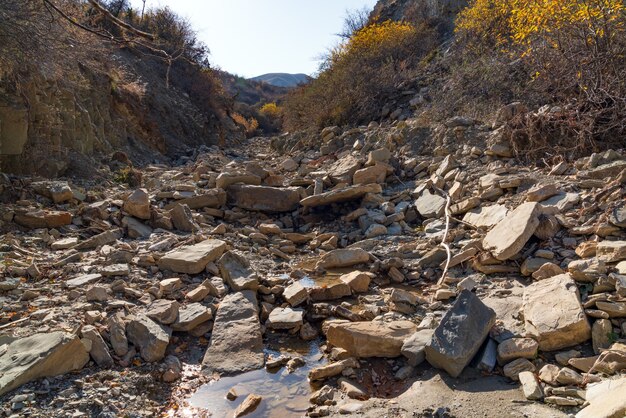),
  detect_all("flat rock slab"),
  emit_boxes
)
[483,202,541,260]
[158,239,227,274]
[522,274,591,351]
[0,332,89,396]
[266,307,304,330]
[202,291,264,375]
[65,273,102,289]
[326,321,417,357]
[415,191,446,218]
[165,189,226,210]
[226,184,304,212]
[425,290,496,378]
[301,184,382,207]
[14,210,72,229]
[462,204,509,228]
[482,286,525,343]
